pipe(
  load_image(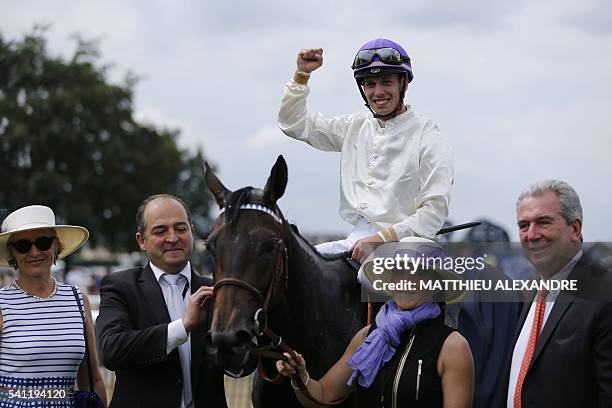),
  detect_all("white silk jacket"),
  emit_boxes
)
[278,79,453,240]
